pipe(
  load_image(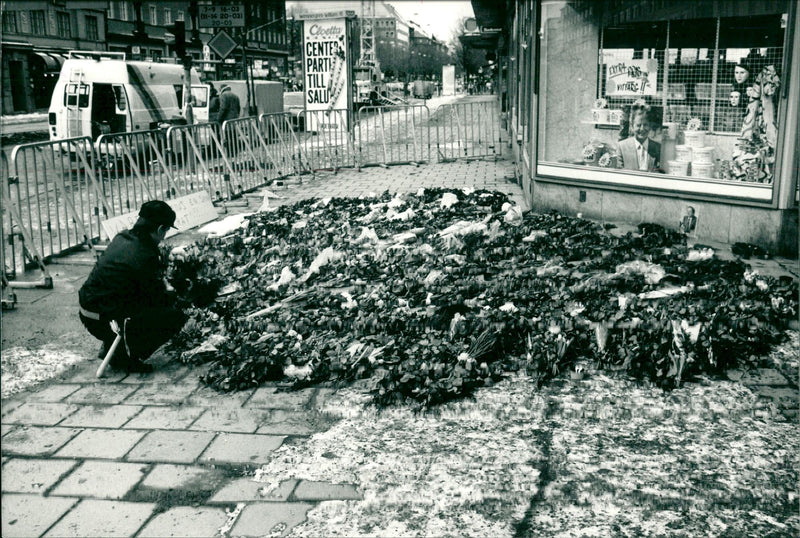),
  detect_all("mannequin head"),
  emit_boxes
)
[734,64,750,85]
[729,90,741,107]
